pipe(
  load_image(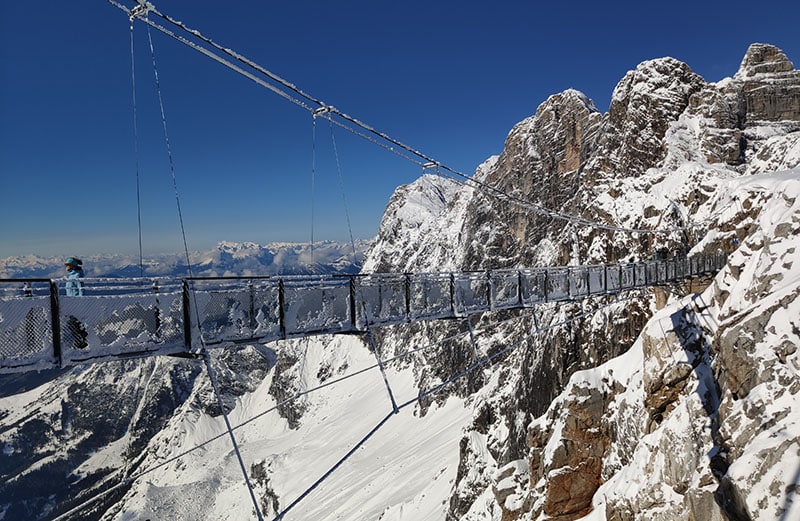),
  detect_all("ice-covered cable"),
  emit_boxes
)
[145,17,264,520]
[108,0,702,238]
[129,17,145,277]
[326,114,361,267]
[202,352,265,521]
